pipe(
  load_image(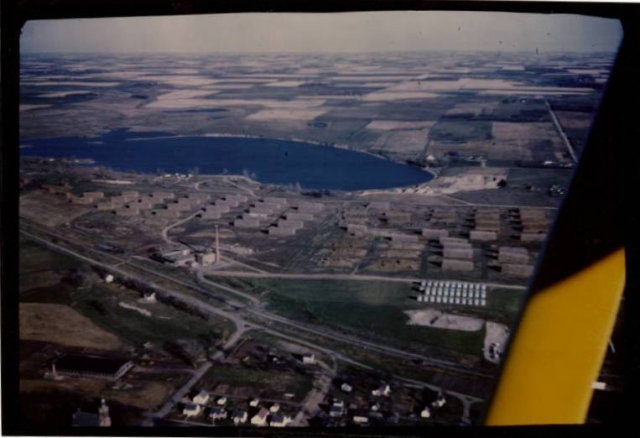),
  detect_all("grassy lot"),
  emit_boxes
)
[219,277,486,357]
[20,238,81,278]
[68,283,233,348]
[198,363,314,402]
[19,239,235,349]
